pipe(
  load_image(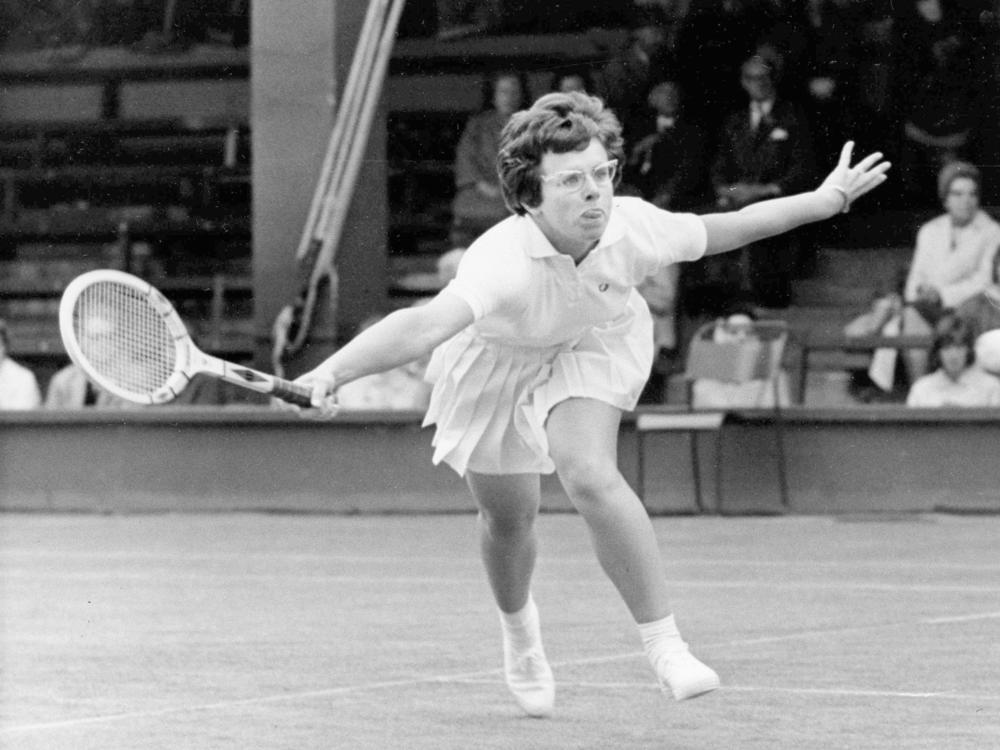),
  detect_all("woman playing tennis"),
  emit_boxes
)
[294,92,890,717]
